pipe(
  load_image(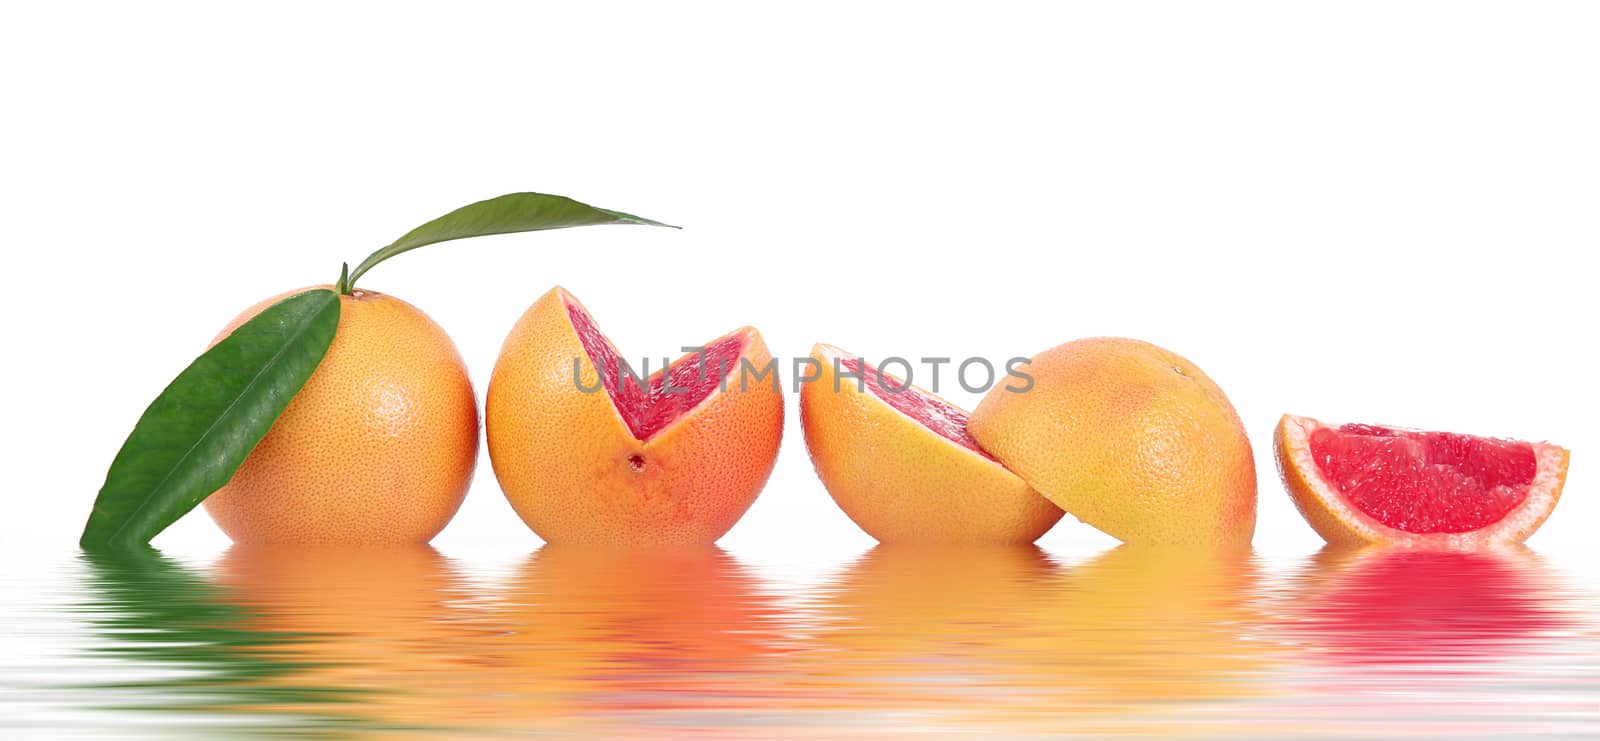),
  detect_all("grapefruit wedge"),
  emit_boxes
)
[1275,414,1570,547]
[799,344,1063,544]
[486,287,784,546]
